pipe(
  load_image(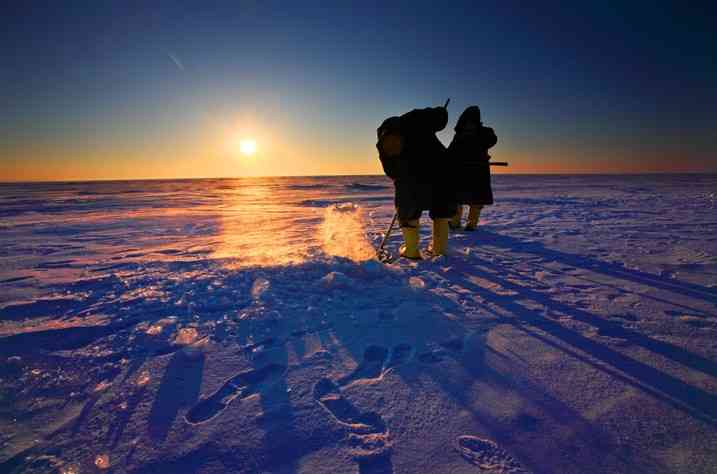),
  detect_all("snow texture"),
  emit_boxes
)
[1,174,716,473]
